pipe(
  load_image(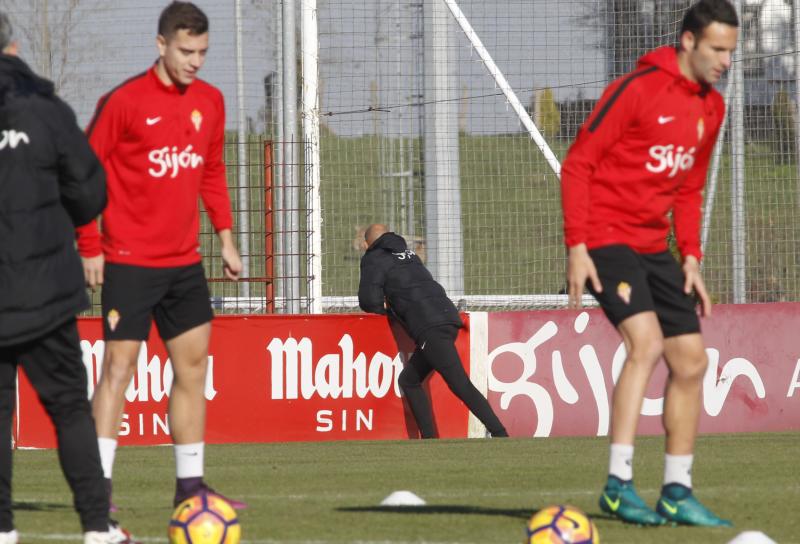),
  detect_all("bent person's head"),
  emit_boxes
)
[364,224,389,248]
